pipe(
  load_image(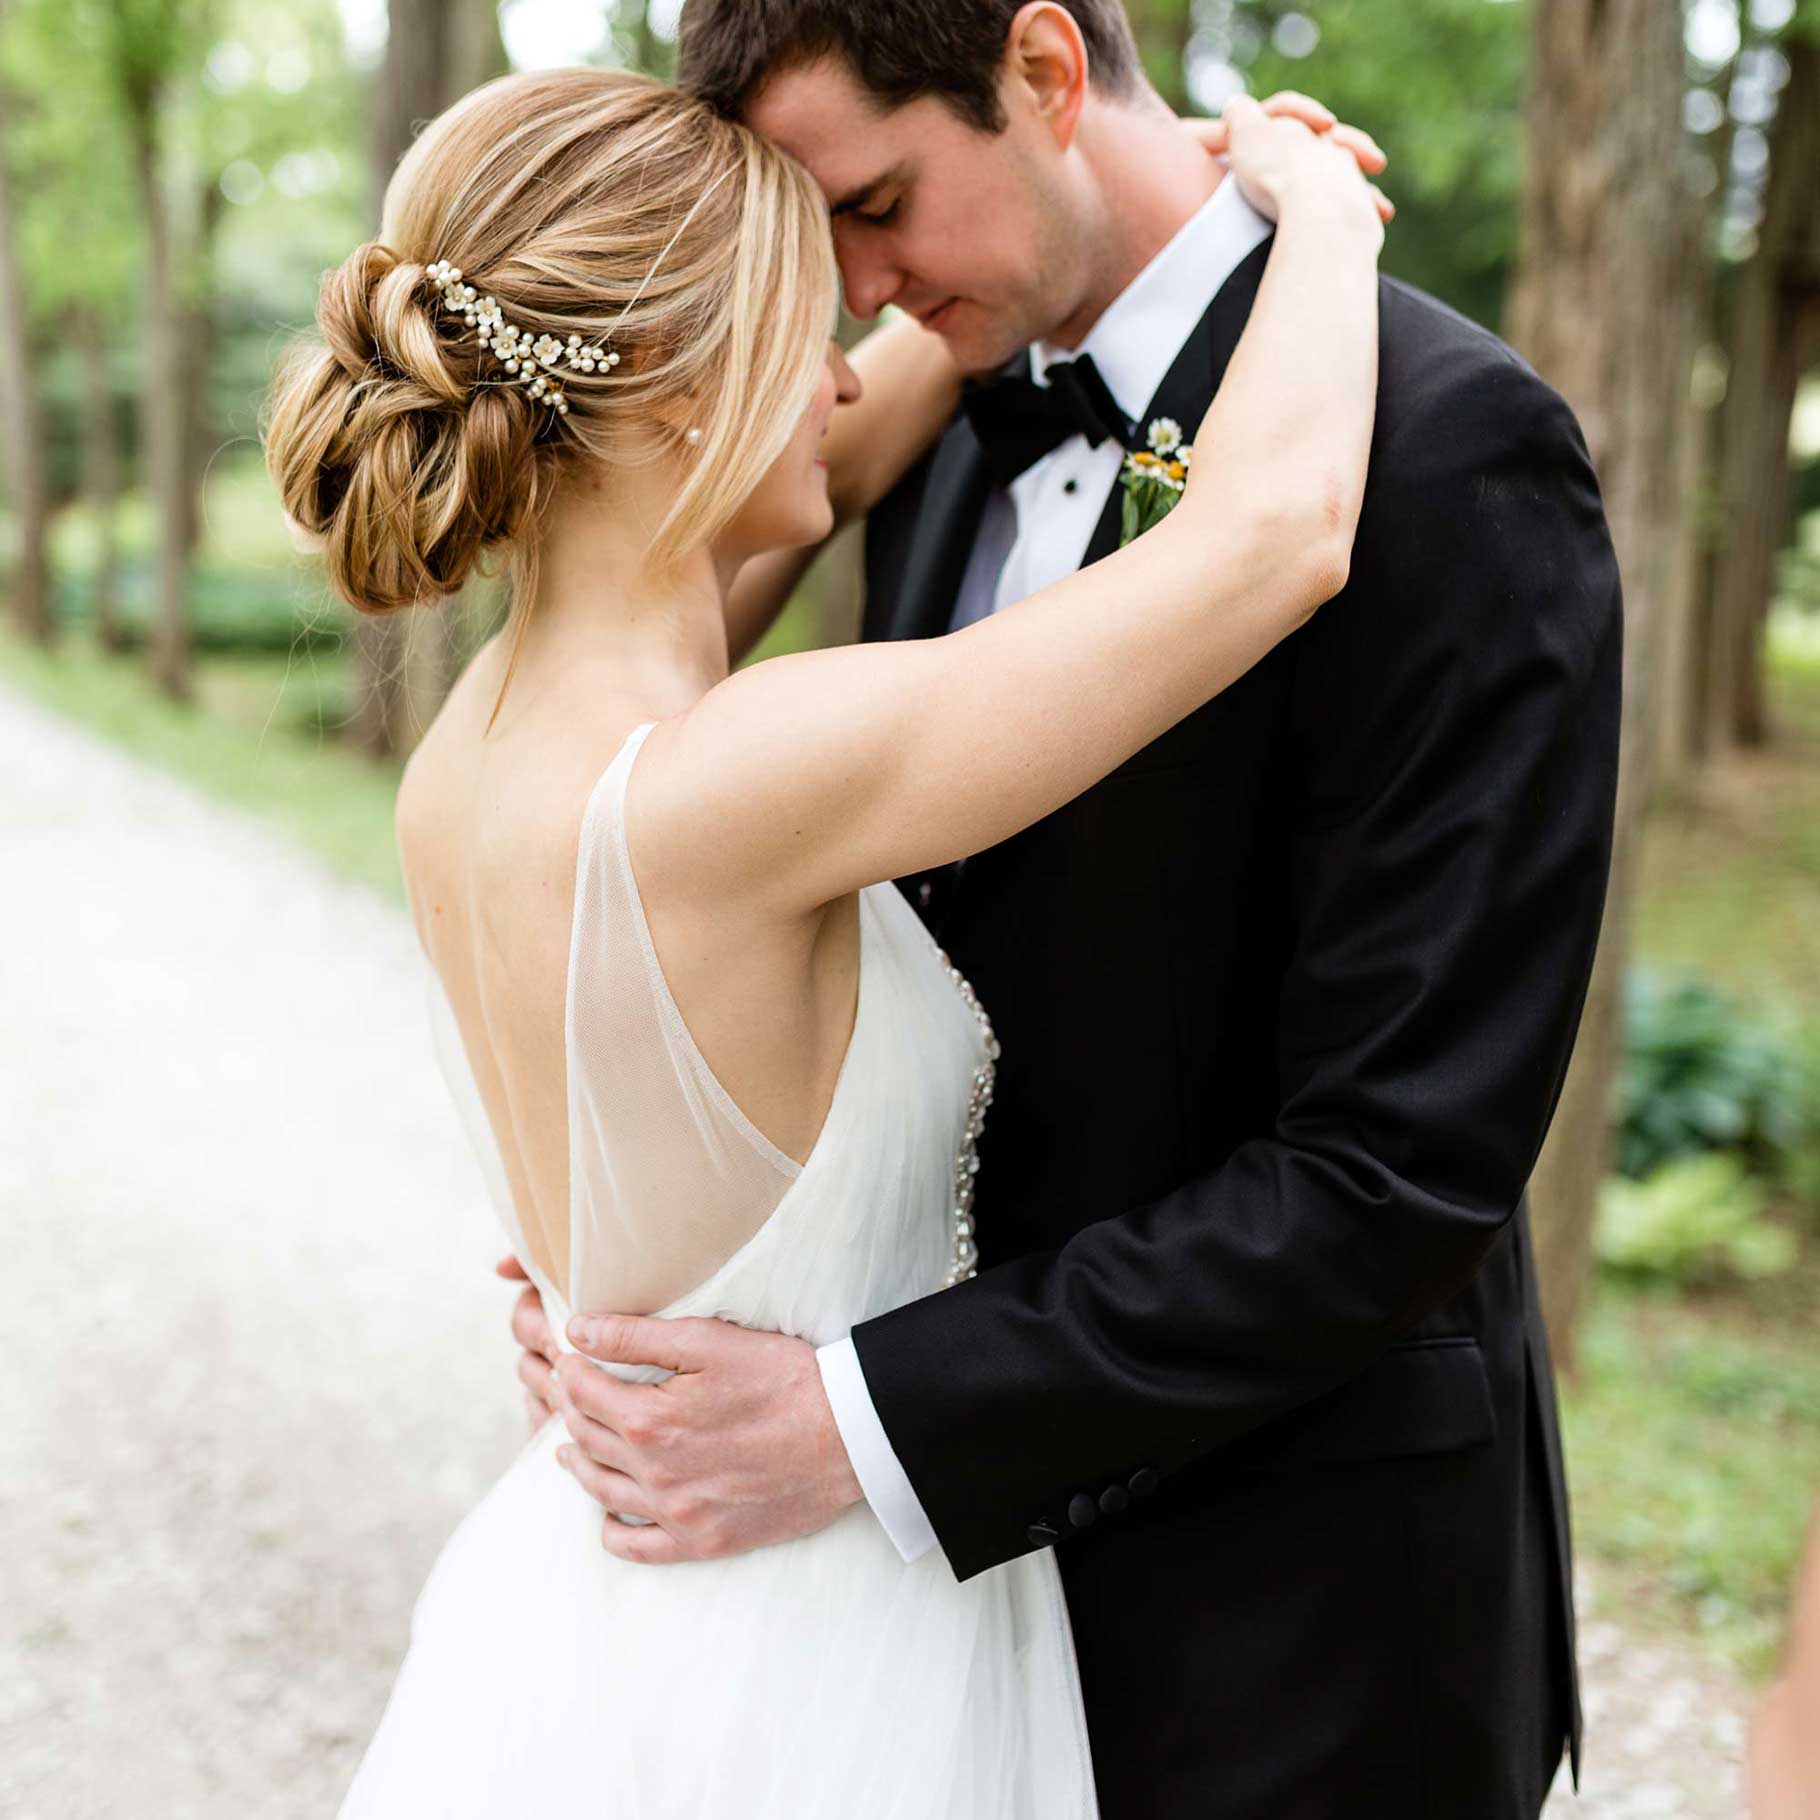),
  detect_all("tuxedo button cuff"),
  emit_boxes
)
[1098,1485,1130,1516]
[1128,1467,1159,1498]
[1025,1522,1061,1547]
[1067,1492,1100,1530]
